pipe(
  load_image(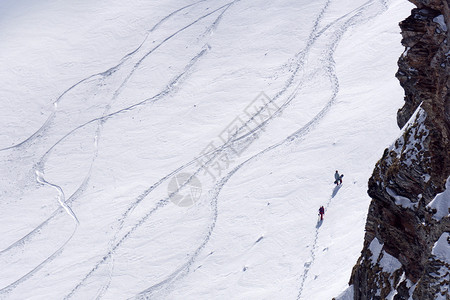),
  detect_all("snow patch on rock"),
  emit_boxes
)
[385,106,429,172]
[427,176,450,221]
[433,15,447,32]
[369,237,384,264]
[379,250,402,273]
[335,285,354,300]
[387,187,417,209]
[432,232,450,264]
